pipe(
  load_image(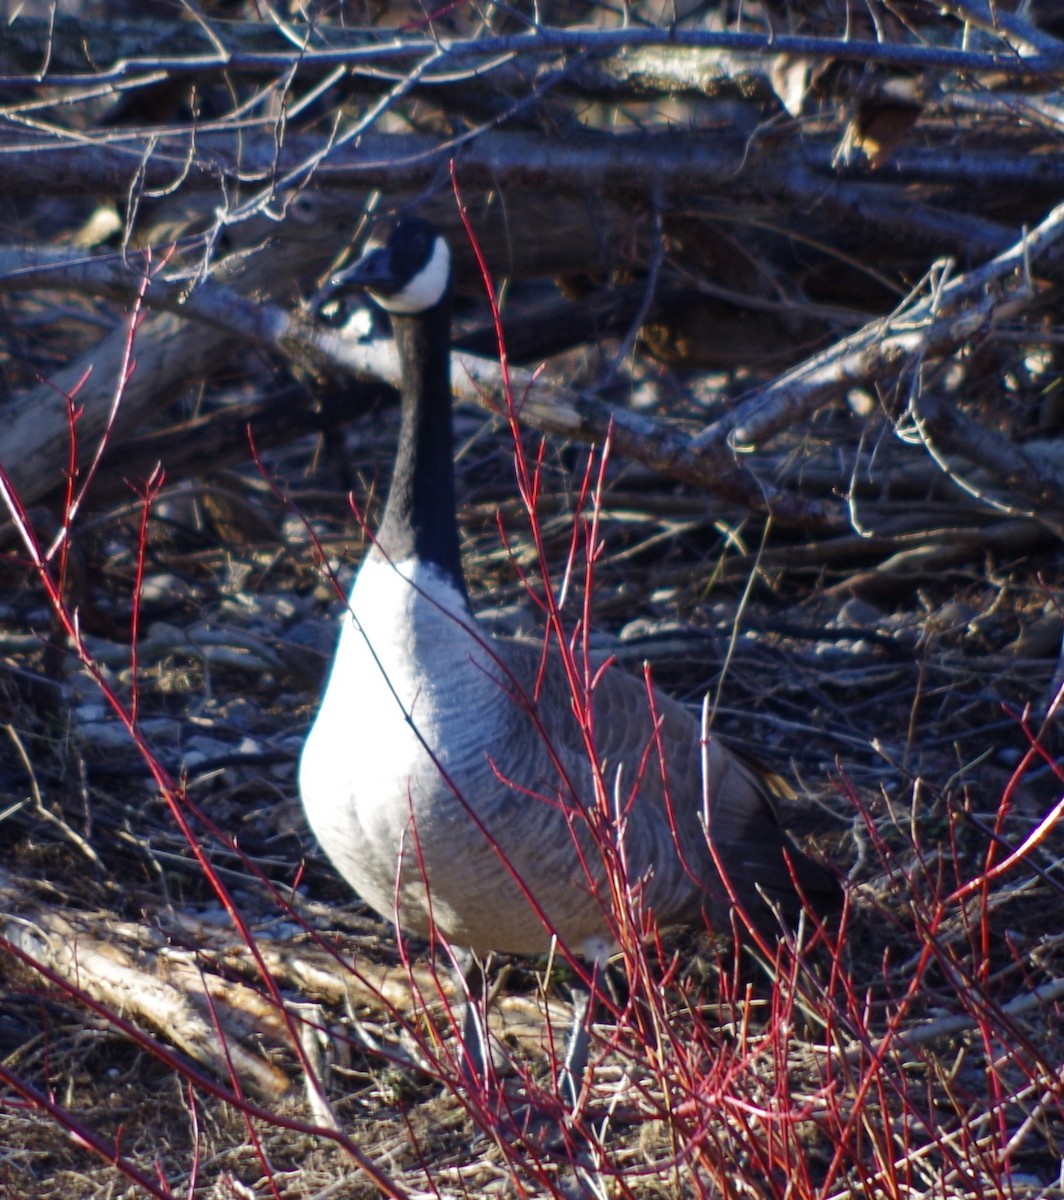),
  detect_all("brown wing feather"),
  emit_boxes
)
[496,636,839,937]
